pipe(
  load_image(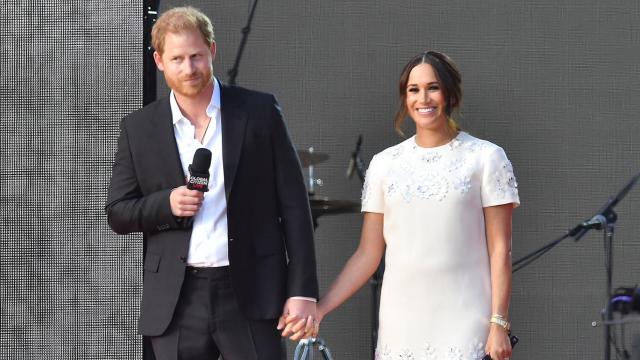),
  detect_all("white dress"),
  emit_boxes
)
[362,132,520,360]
